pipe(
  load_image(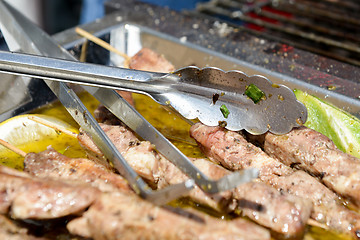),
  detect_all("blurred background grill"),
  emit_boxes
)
[193,0,360,66]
